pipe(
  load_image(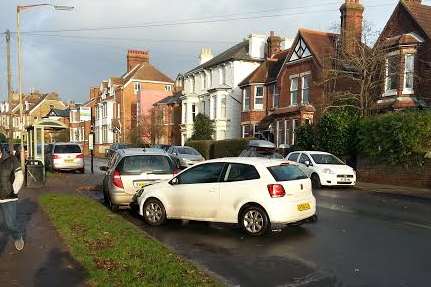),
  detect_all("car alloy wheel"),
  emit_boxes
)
[241,206,269,236]
[144,199,166,226]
